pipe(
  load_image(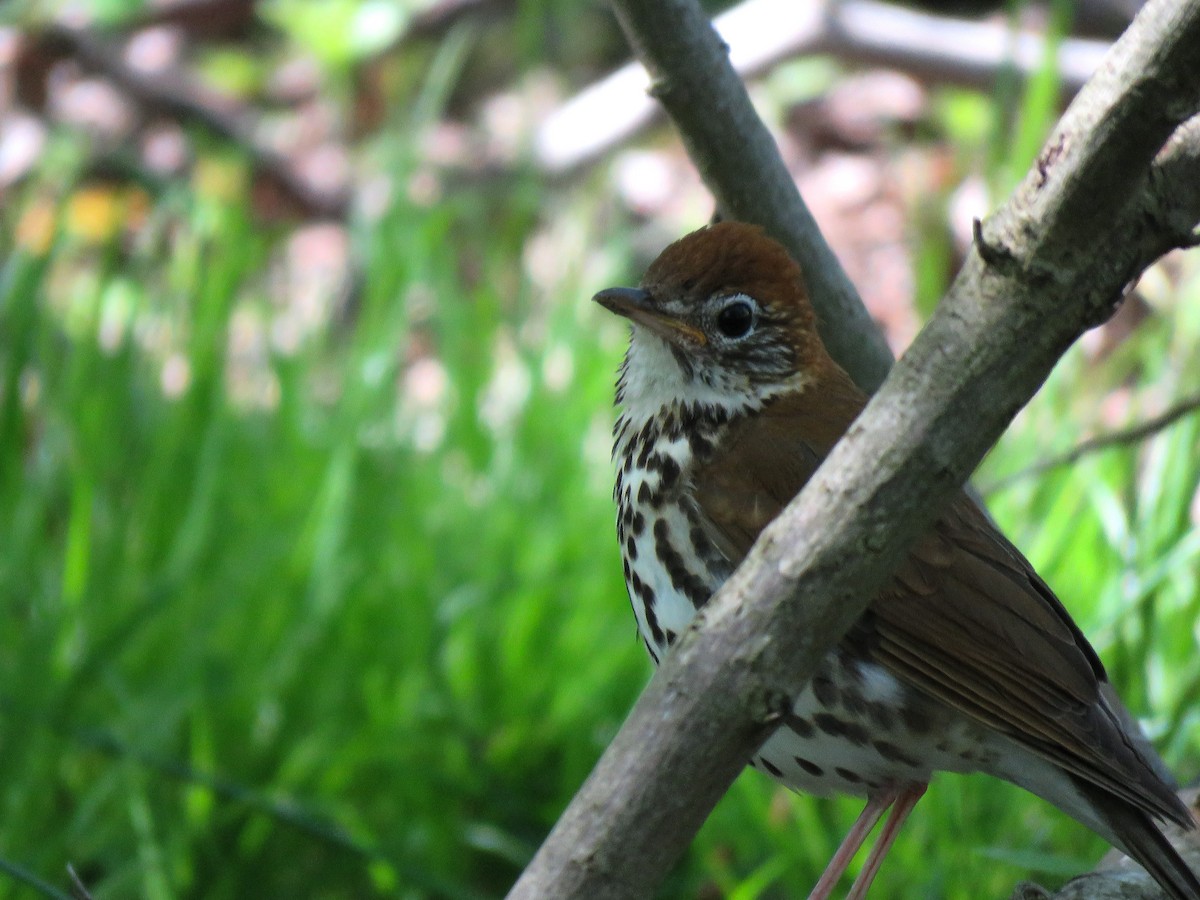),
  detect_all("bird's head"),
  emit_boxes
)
[594,222,828,415]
